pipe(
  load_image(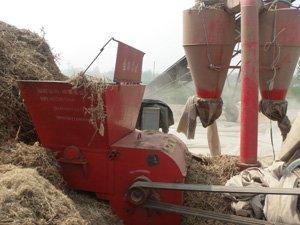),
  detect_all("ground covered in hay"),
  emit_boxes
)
[0,142,120,225]
[0,142,64,189]
[183,155,239,225]
[69,191,120,225]
[0,164,85,225]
